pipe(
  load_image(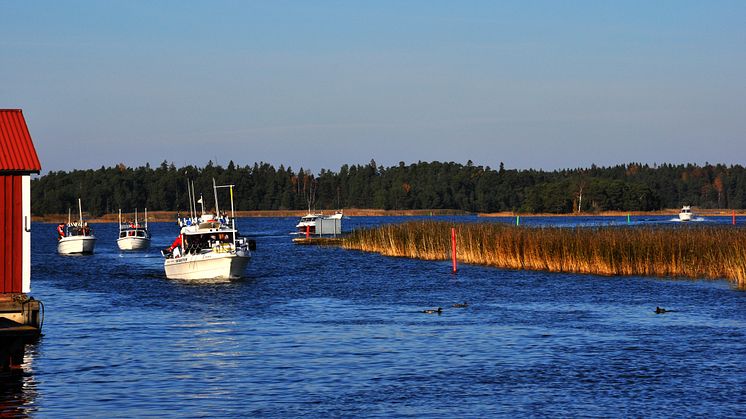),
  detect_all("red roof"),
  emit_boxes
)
[0,109,41,173]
